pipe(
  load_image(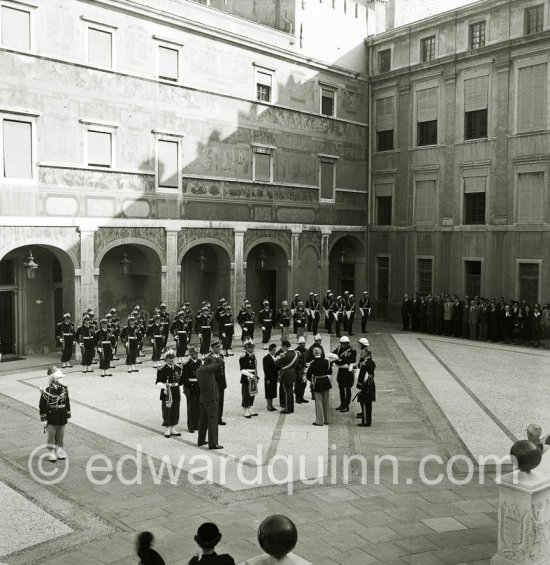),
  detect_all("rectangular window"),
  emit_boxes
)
[463,174,486,224]
[517,171,544,224]
[519,263,540,304]
[376,196,392,226]
[417,259,433,295]
[465,109,488,140]
[379,49,391,73]
[253,146,272,182]
[421,36,436,62]
[320,158,335,200]
[256,70,272,102]
[158,139,179,188]
[321,87,335,117]
[376,256,390,318]
[87,26,113,68]
[465,261,482,298]
[518,63,547,133]
[417,120,437,146]
[525,5,544,35]
[376,96,394,151]
[415,179,436,225]
[417,87,438,146]
[1,5,31,50]
[469,21,486,49]
[158,45,179,82]
[2,119,32,178]
[87,130,112,168]
[464,75,488,139]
